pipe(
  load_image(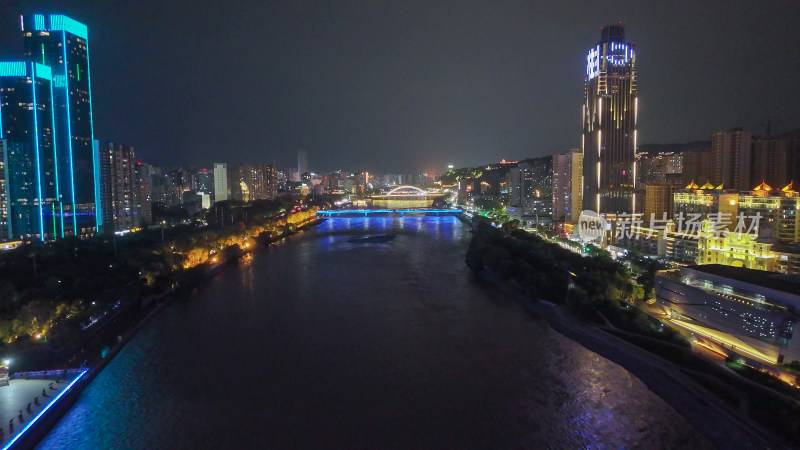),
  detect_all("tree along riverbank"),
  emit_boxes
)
[465,217,798,447]
[0,199,319,373]
[9,213,324,449]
